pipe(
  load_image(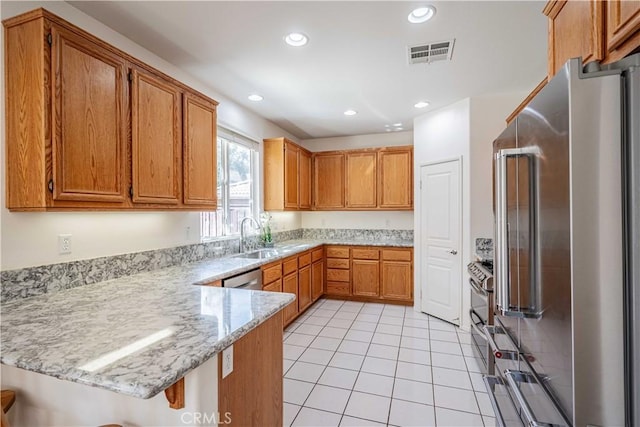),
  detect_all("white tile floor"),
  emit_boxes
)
[283,299,496,427]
